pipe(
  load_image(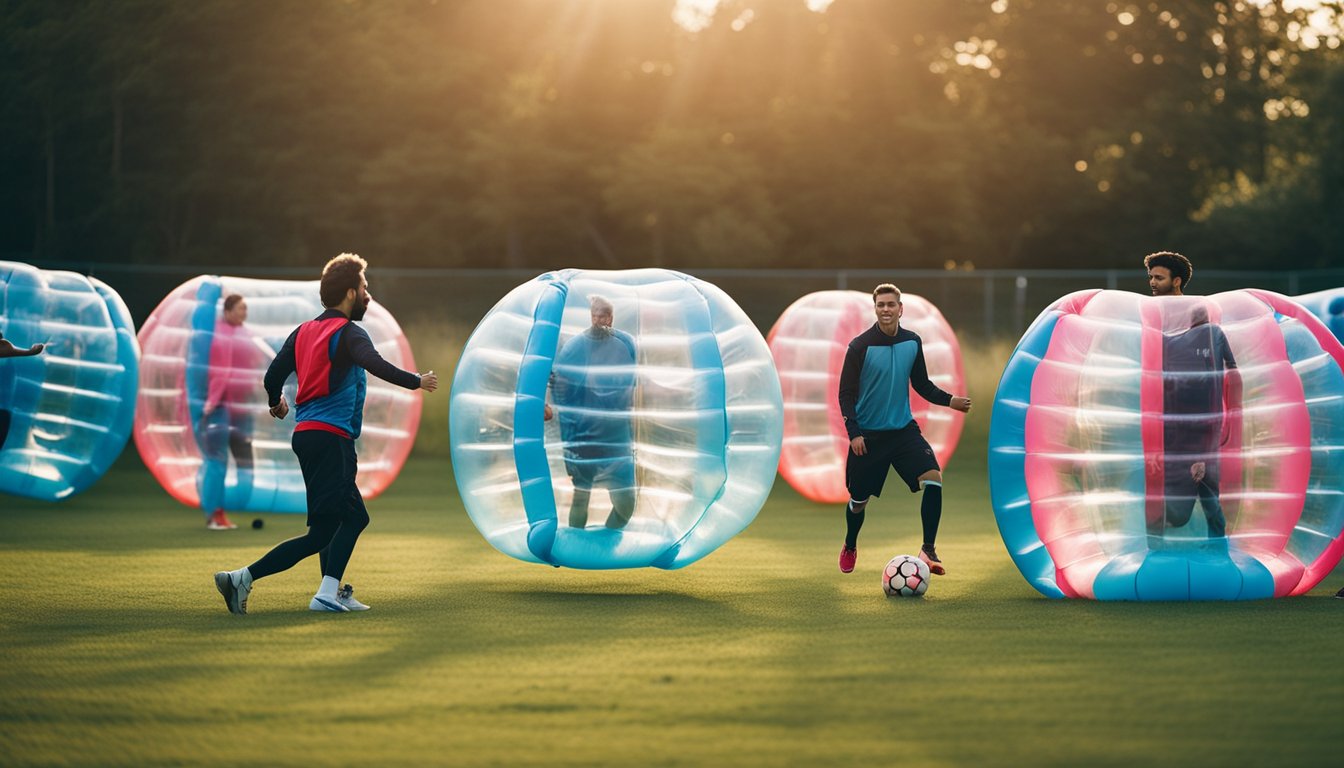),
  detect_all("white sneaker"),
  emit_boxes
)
[214,569,251,615]
[336,584,370,611]
[309,593,349,612]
